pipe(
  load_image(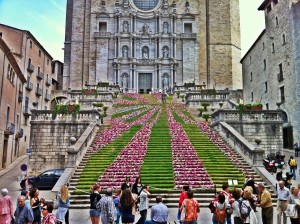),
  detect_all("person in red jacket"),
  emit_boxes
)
[177,185,189,223]
[220,184,233,224]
